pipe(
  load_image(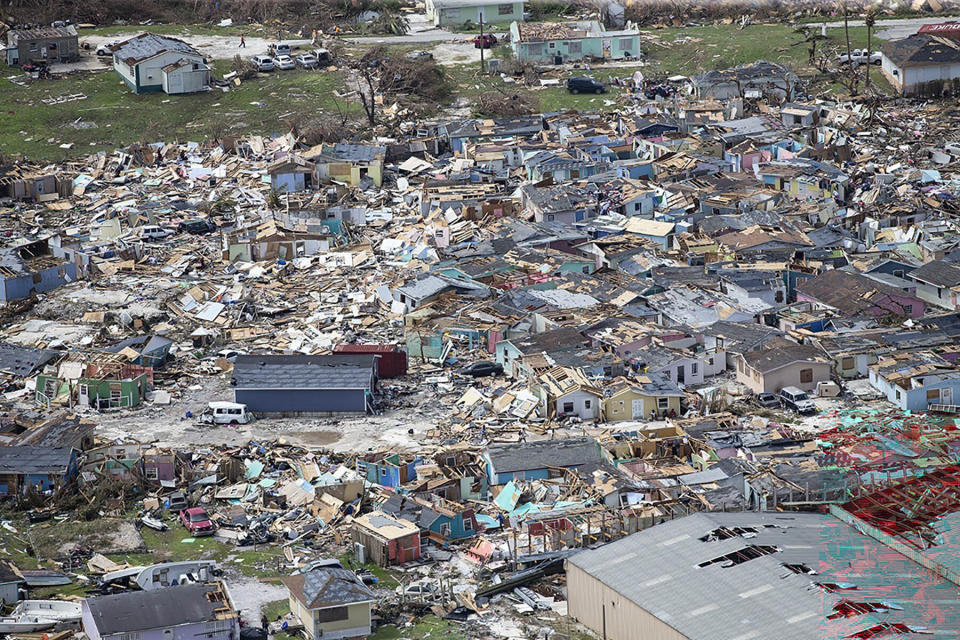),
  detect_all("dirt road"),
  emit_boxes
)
[81,33,313,60]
